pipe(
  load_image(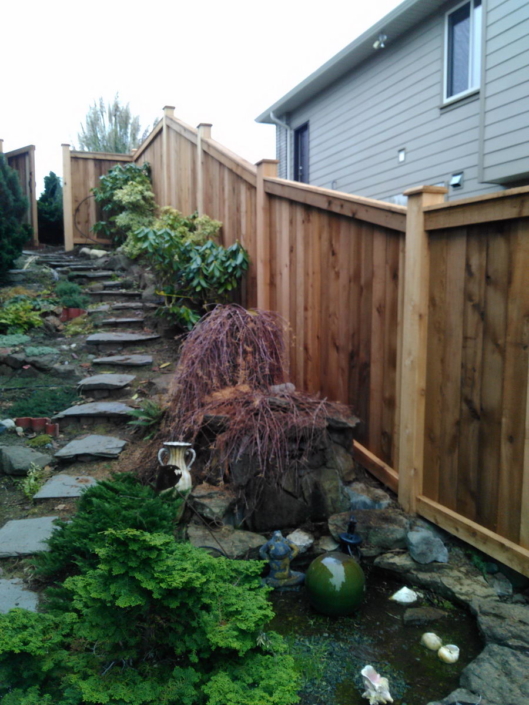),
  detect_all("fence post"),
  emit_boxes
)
[255,159,278,310]
[61,144,74,252]
[162,106,175,205]
[398,185,447,513]
[196,123,212,216]
[0,139,3,153]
